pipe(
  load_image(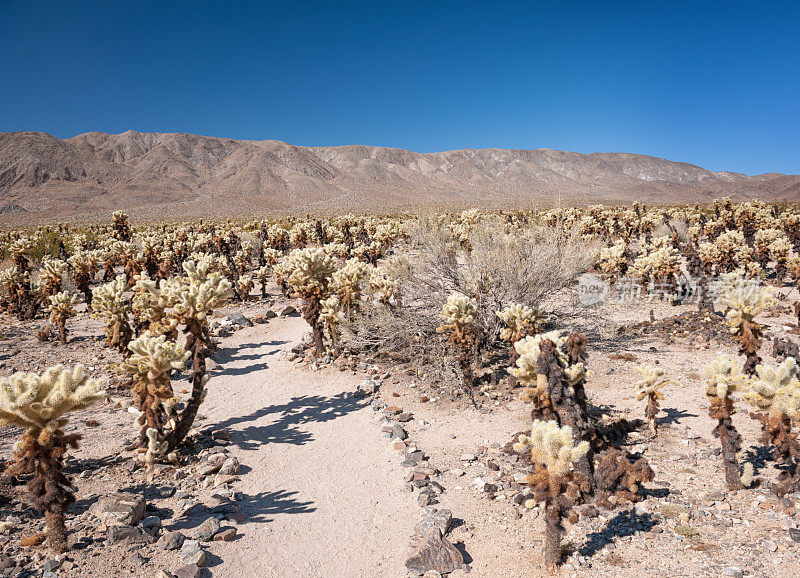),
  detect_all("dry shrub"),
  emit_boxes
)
[341,215,599,389]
